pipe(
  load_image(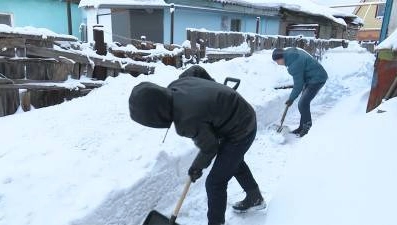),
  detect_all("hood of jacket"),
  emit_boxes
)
[129,82,173,128]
